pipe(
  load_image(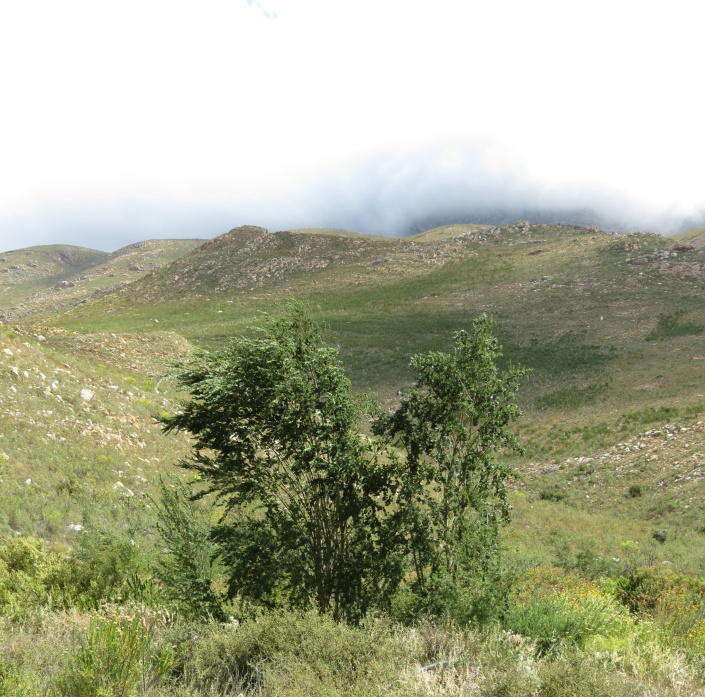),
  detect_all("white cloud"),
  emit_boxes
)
[1,0,704,250]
